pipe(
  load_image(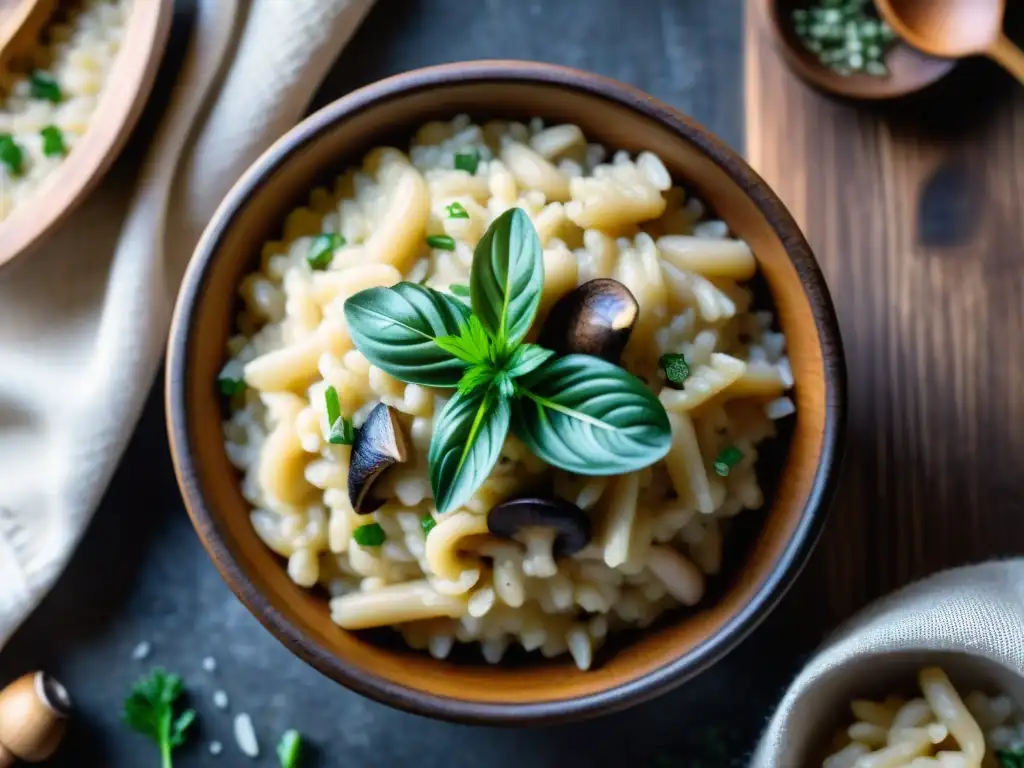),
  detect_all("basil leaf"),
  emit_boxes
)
[505,344,554,379]
[470,207,543,350]
[344,282,472,387]
[511,354,671,475]
[429,388,510,513]
[434,316,494,365]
